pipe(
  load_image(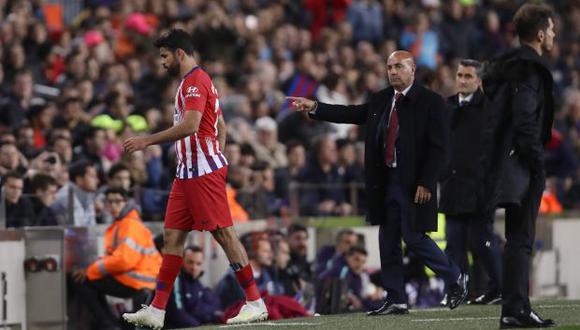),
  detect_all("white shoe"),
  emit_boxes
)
[122,305,165,330]
[226,300,269,325]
